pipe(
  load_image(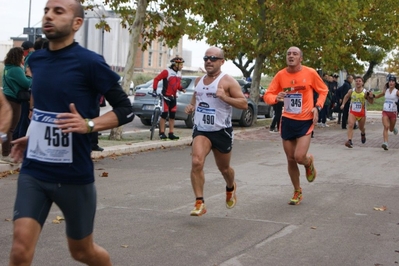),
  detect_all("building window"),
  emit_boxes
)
[148,52,152,66]
[159,53,163,67]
